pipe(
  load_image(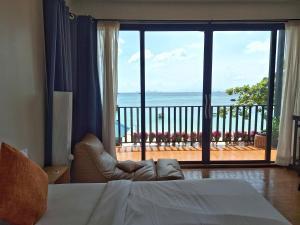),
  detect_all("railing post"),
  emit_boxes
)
[117,107,121,145]
[197,106,201,136]
[222,106,226,141]
[124,108,127,143]
[216,106,220,132]
[254,105,258,133]
[179,106,182,134]
[248,106,252,139]
[235,106,239,133]
[185,106,188,134]
[161,107,164,134]
[168,107,171,133]
[130,108,133,142]
[191,106,194,135]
